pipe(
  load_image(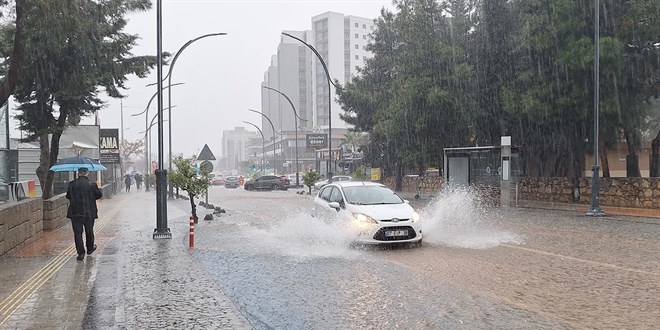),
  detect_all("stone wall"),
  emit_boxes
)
[380,175,660,209]
[43,193,69,230]
[381,176,445,193]
[0,199,43,257]
[518,177,660,208]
